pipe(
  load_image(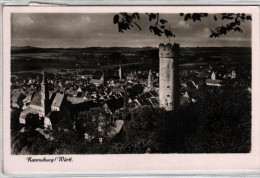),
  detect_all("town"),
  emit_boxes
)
[10,44,251,154]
